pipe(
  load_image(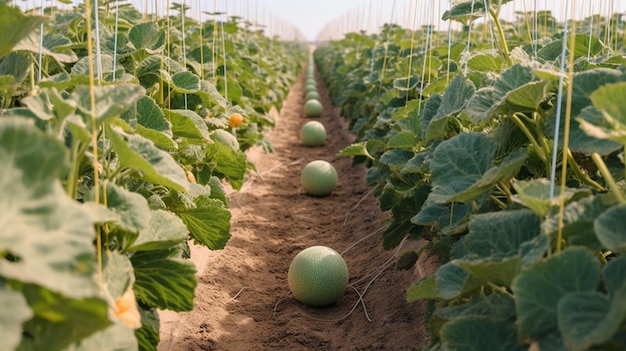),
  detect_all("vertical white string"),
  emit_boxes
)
[463,0,477,76]
[181,0,188,109]
[37,0,44,82]
[93,0,103,83]
[112,0,120,82]
[549,0,571,199]
[220,0,228,100]
[417,0,434,117]
[533,0,538,58]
